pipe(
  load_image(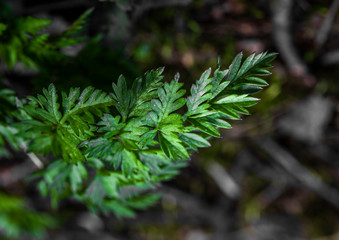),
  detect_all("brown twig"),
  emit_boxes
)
[20,143,44,169]
[271,0,315,86]
[206,162,241,199]
[159,185,237,240]
[315,0,339,47]
[257,137,339,209]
